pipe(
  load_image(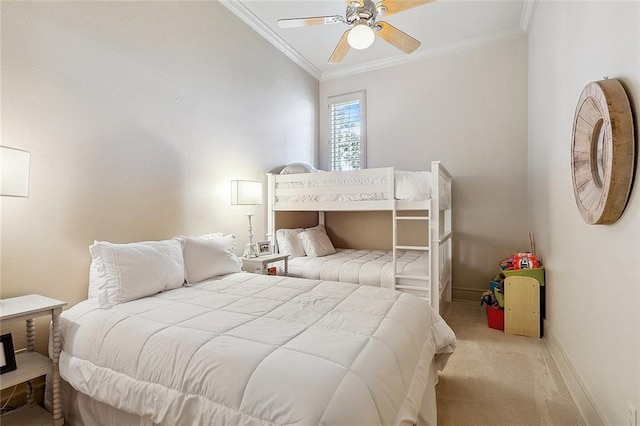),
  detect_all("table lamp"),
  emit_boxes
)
[230,180,263,258]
